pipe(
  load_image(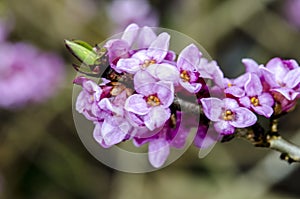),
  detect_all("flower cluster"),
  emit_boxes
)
[0,20,65,109]
[68,23,300,168]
